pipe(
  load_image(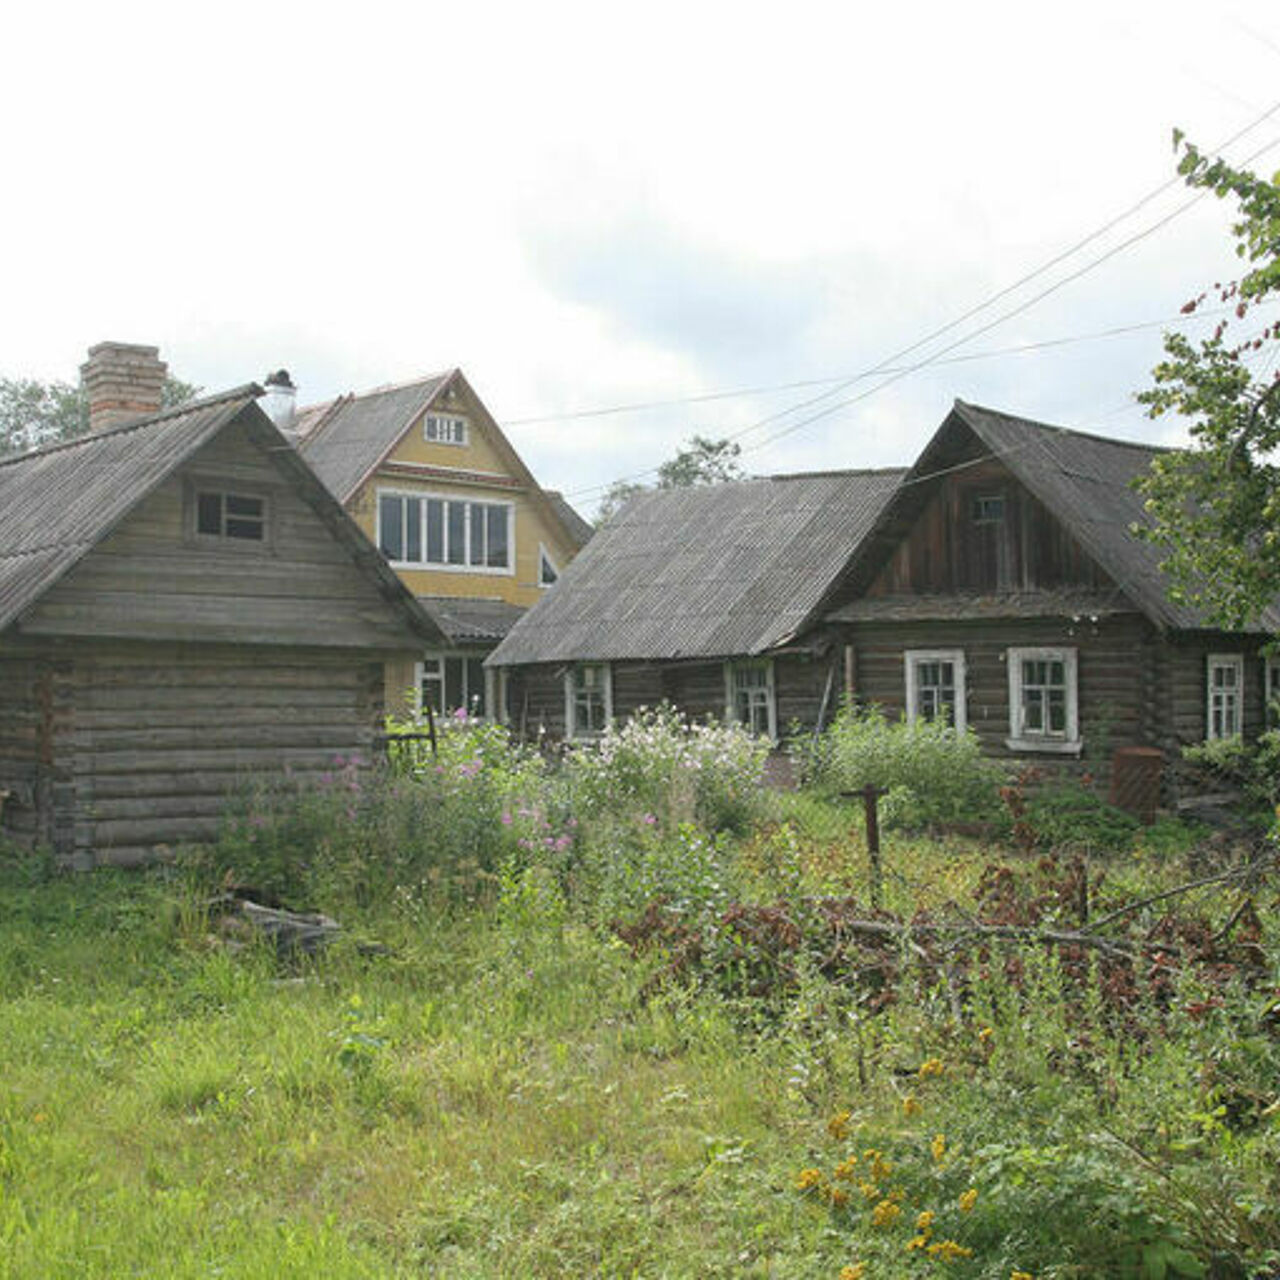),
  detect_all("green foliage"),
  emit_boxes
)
[1021,782,1141,852]
[596,434,744,521]
[0,372,201,457]
[805,703,1007,830]
[1183,728,1280,809]
[1134,138,1280,627]
[564,703,772,836]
